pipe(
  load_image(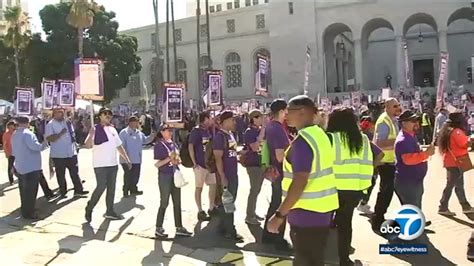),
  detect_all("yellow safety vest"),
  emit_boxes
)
[282,125,339,213]
[375,112,397,163]
[331,132,374,191]
[421,113,431,127]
